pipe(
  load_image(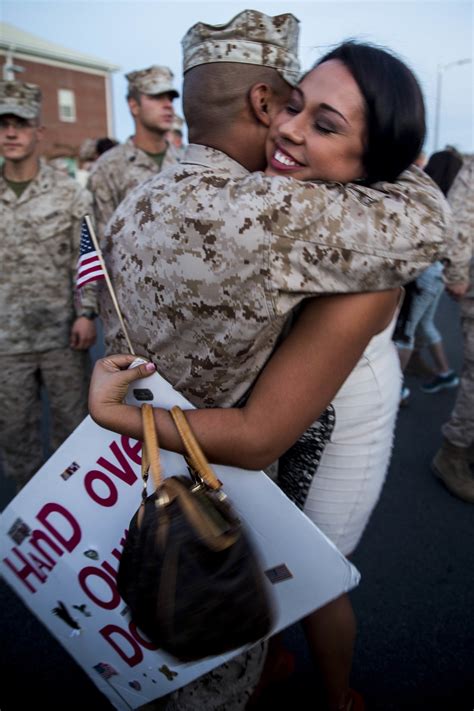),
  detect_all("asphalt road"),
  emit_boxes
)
[1,294,473,711]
